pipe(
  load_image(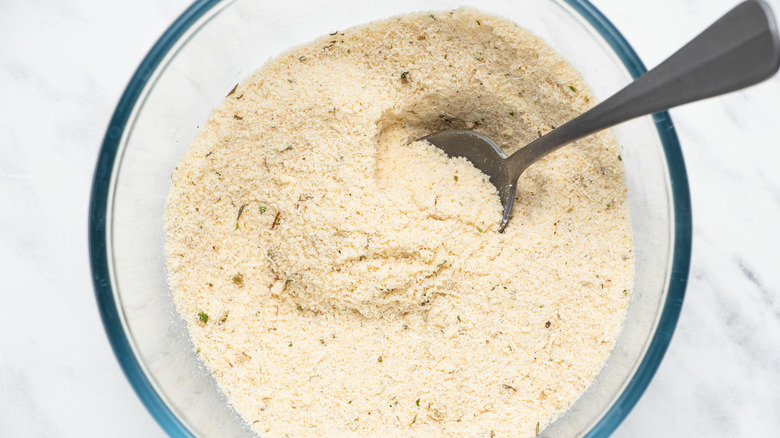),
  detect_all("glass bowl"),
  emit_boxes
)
[89,0,691,436]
